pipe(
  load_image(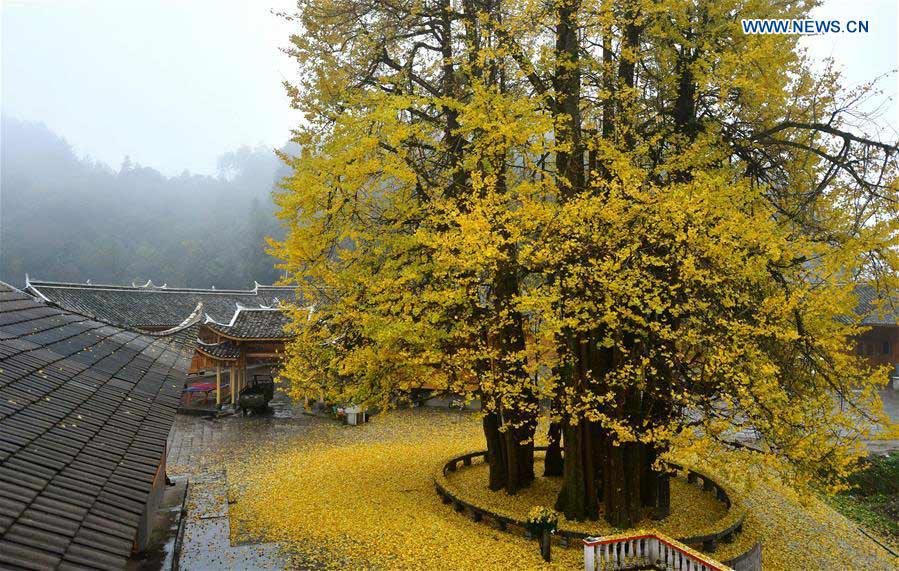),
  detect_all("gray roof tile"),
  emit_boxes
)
[27,280,297,329]
[0,282,189,570]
